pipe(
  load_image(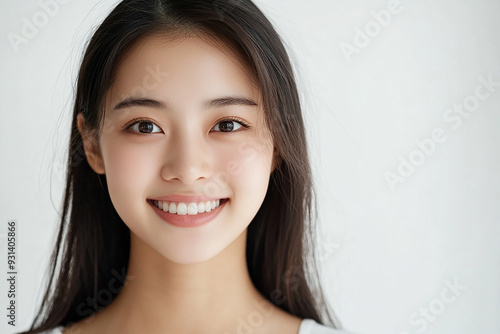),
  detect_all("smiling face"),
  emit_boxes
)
[79,35,275,264]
